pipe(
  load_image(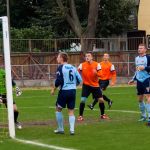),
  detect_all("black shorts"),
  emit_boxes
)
[99,80,109,90]
[137,78,150,95]
[56,89,76,109]
[0,94,15,107]
[81,84,103,99]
